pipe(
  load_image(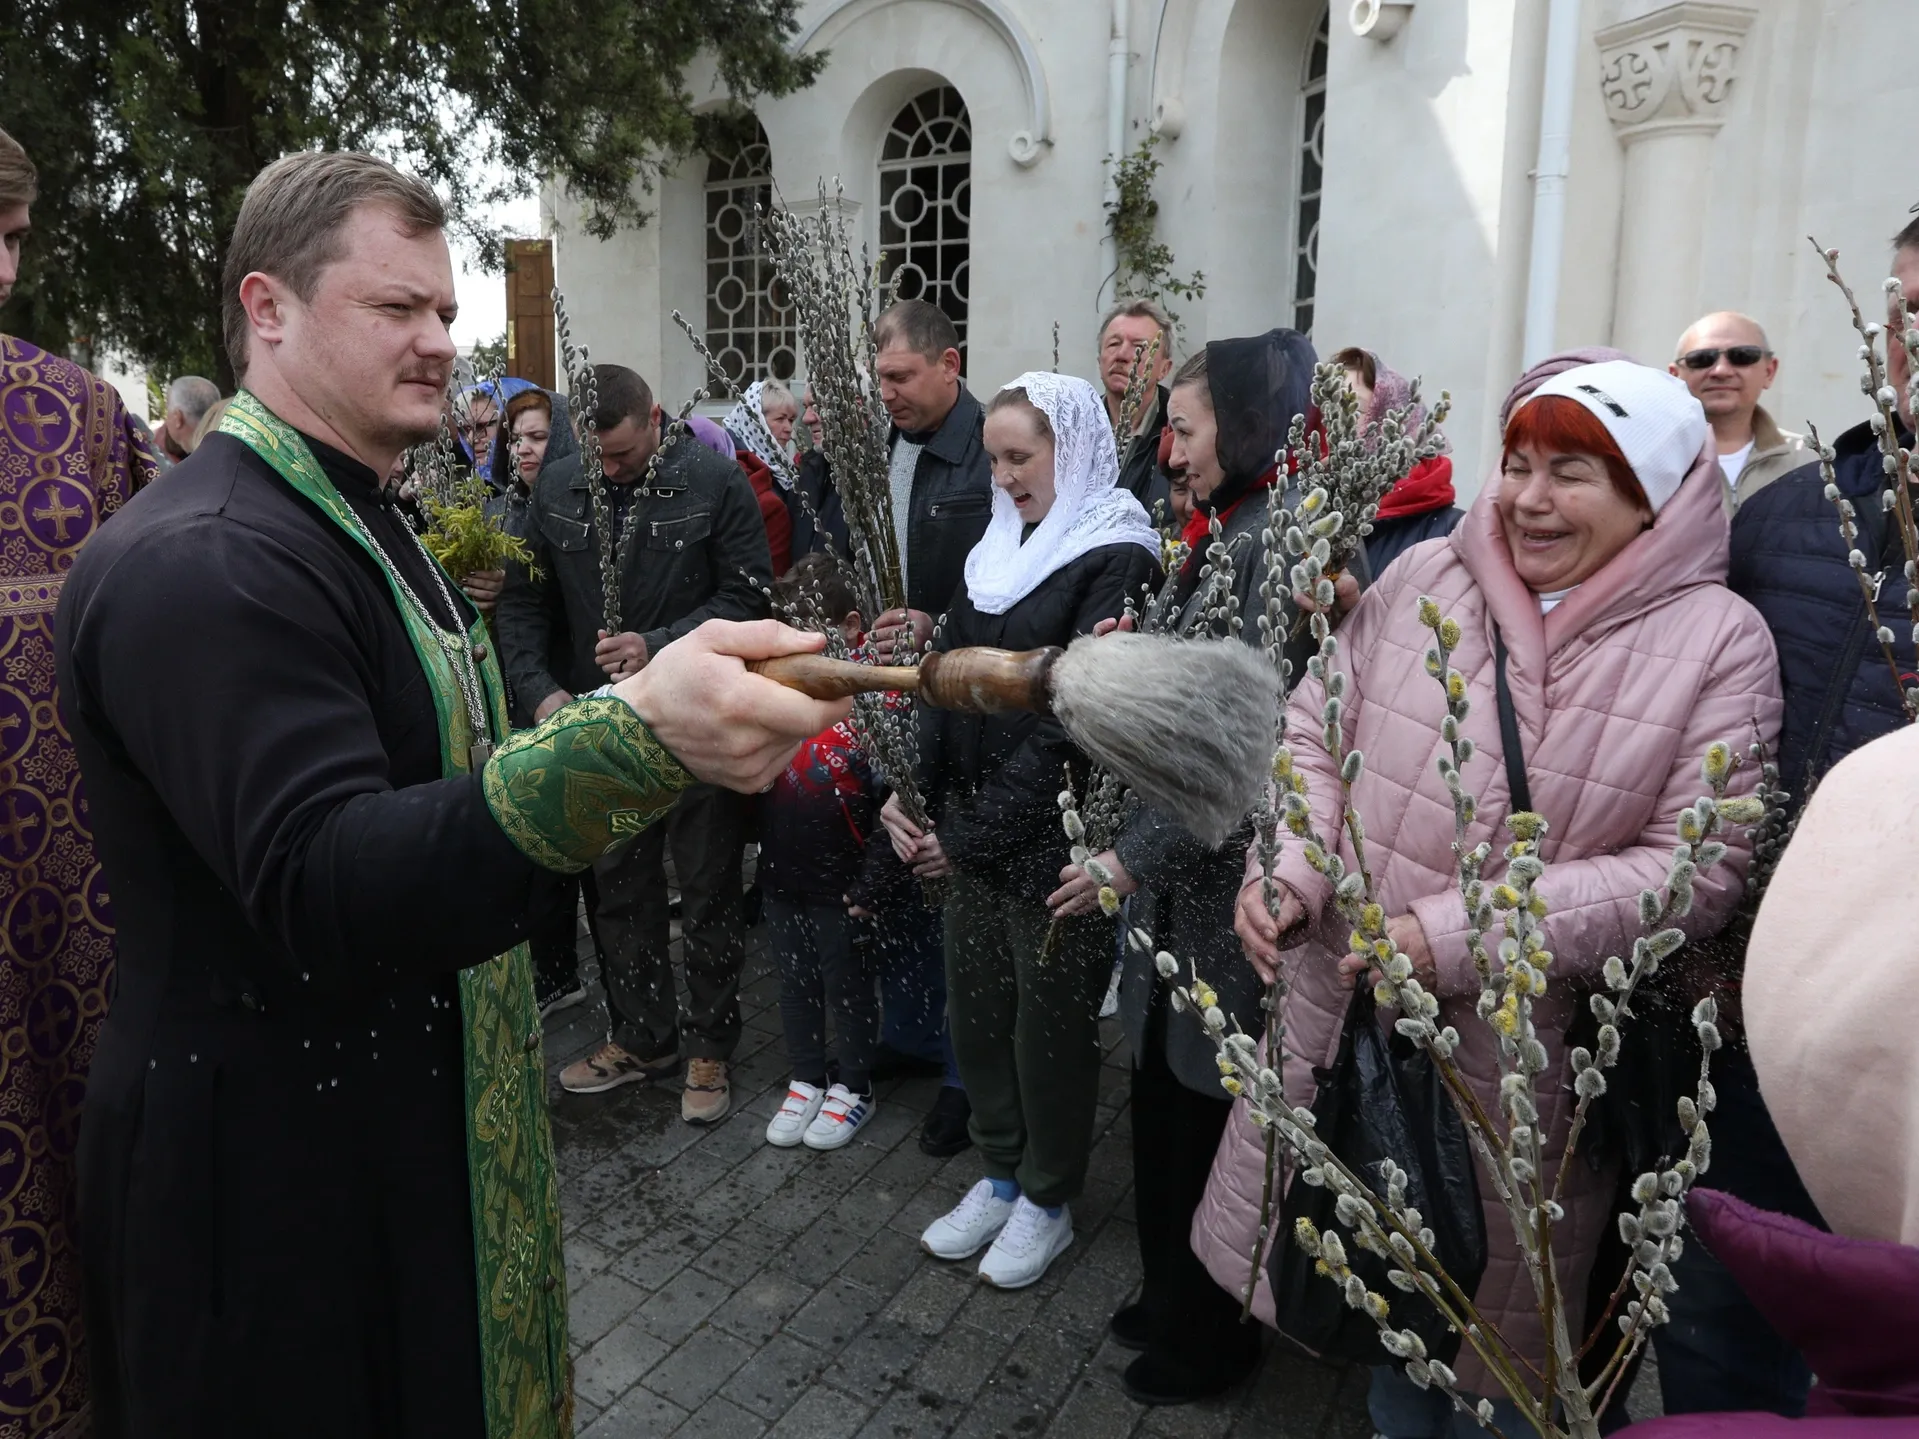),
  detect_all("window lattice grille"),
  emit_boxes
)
[1292,11,1330,336]
[878,87,973,362]
[705,131,796,384]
